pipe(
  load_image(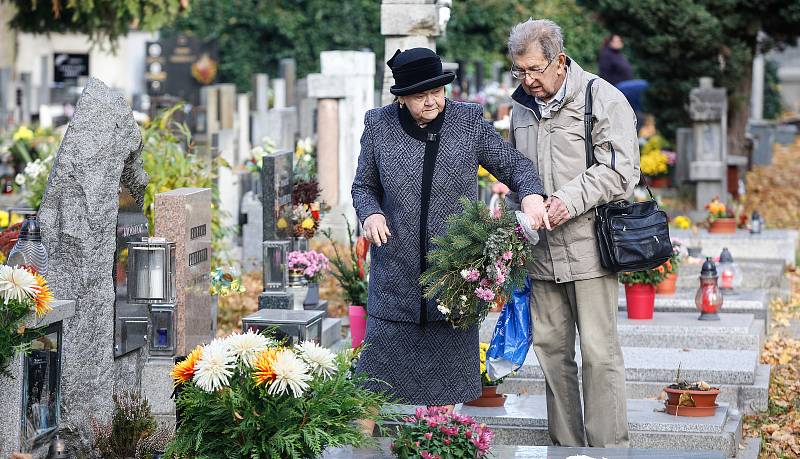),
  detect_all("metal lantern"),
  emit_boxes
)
[717,248,742,290]
[750,211,763,234]
[263,240,291,292]
[695,257,724,321]
[148,304,175,356]
[242,309,325,345]
[126,238,176,304]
